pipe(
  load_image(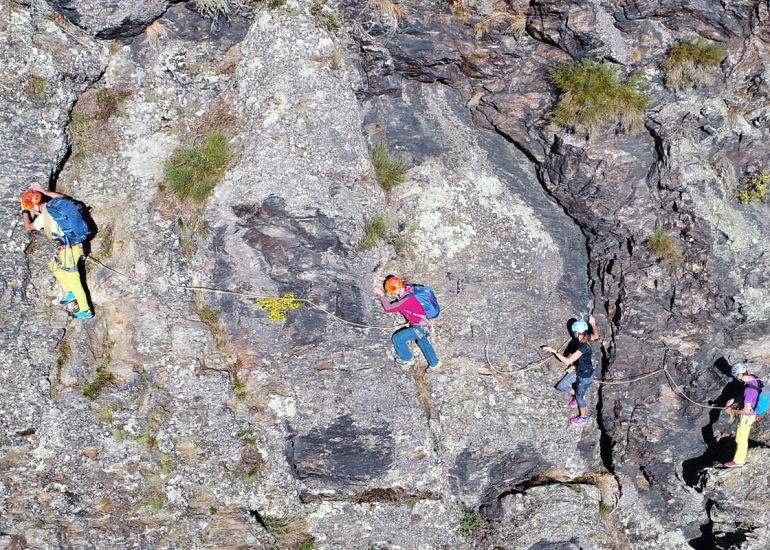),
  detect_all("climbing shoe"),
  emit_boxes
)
[59,292,75,305]
[428,361,443,370]
[724,461,745,468]
[72,310,94,319]
[568,399,578,408]
[395,358,415,367]
[569,416,589,425]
